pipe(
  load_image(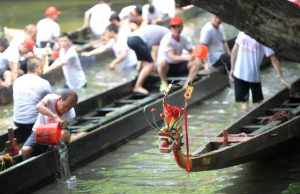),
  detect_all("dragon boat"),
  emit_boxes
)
[0,66,228,193]
[157,77,300,172]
